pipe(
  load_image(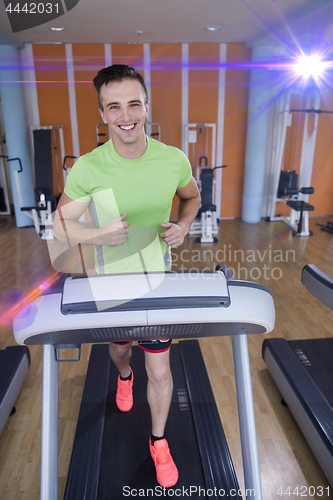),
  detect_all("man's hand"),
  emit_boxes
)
[97,214,130,247]
[159,222,187,248]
